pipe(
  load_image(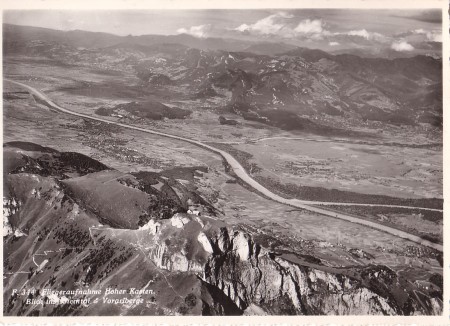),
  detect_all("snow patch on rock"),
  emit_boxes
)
[194,216,205,228]
[197,232,214,253]
[31,188,41,198]
[232,232,252,261]
[171,213,190,228]
[14,229,27,238]
[68,203,80,220]
[139,219,161,235]
[3,197,22,237]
